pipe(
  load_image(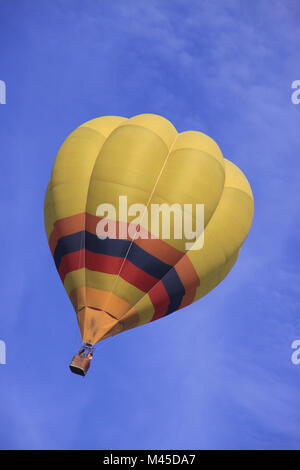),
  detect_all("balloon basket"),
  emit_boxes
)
[69,343,94,376]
